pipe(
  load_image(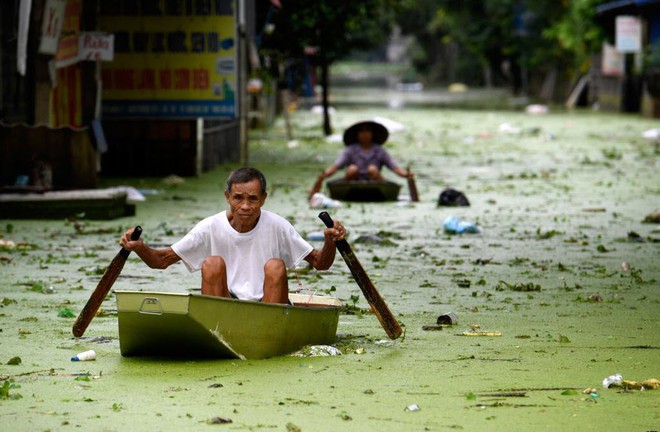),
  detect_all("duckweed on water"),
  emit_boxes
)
[1,106,658,432]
